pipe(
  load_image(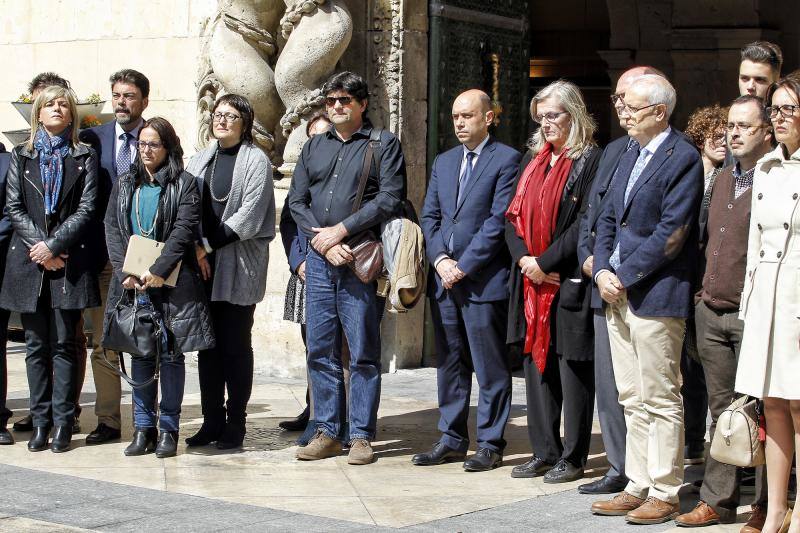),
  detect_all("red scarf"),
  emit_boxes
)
[505,142,573,374]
